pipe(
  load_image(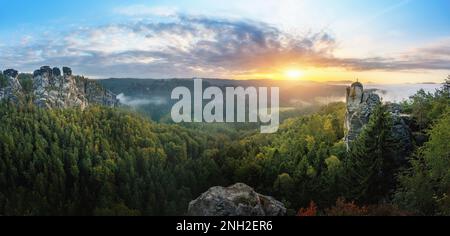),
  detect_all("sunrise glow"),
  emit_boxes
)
[284,69,305,80]
[0,0,449,83]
